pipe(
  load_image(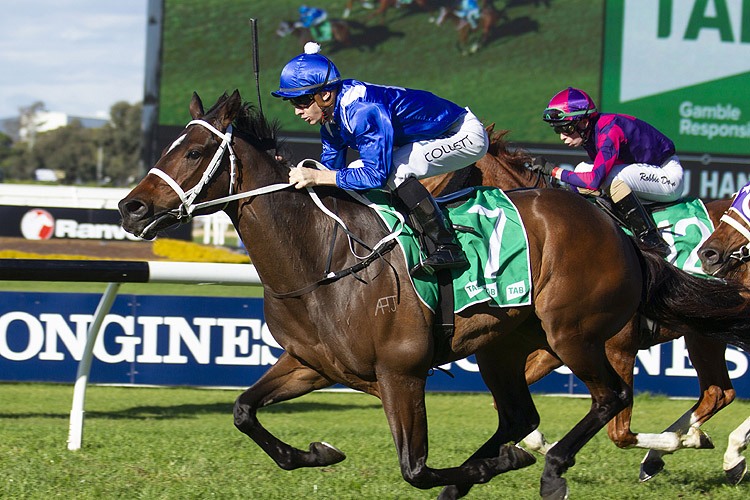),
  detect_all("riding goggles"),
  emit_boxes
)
[542,107,593,122]
[553,123,578,135]
[286,94,316,109]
